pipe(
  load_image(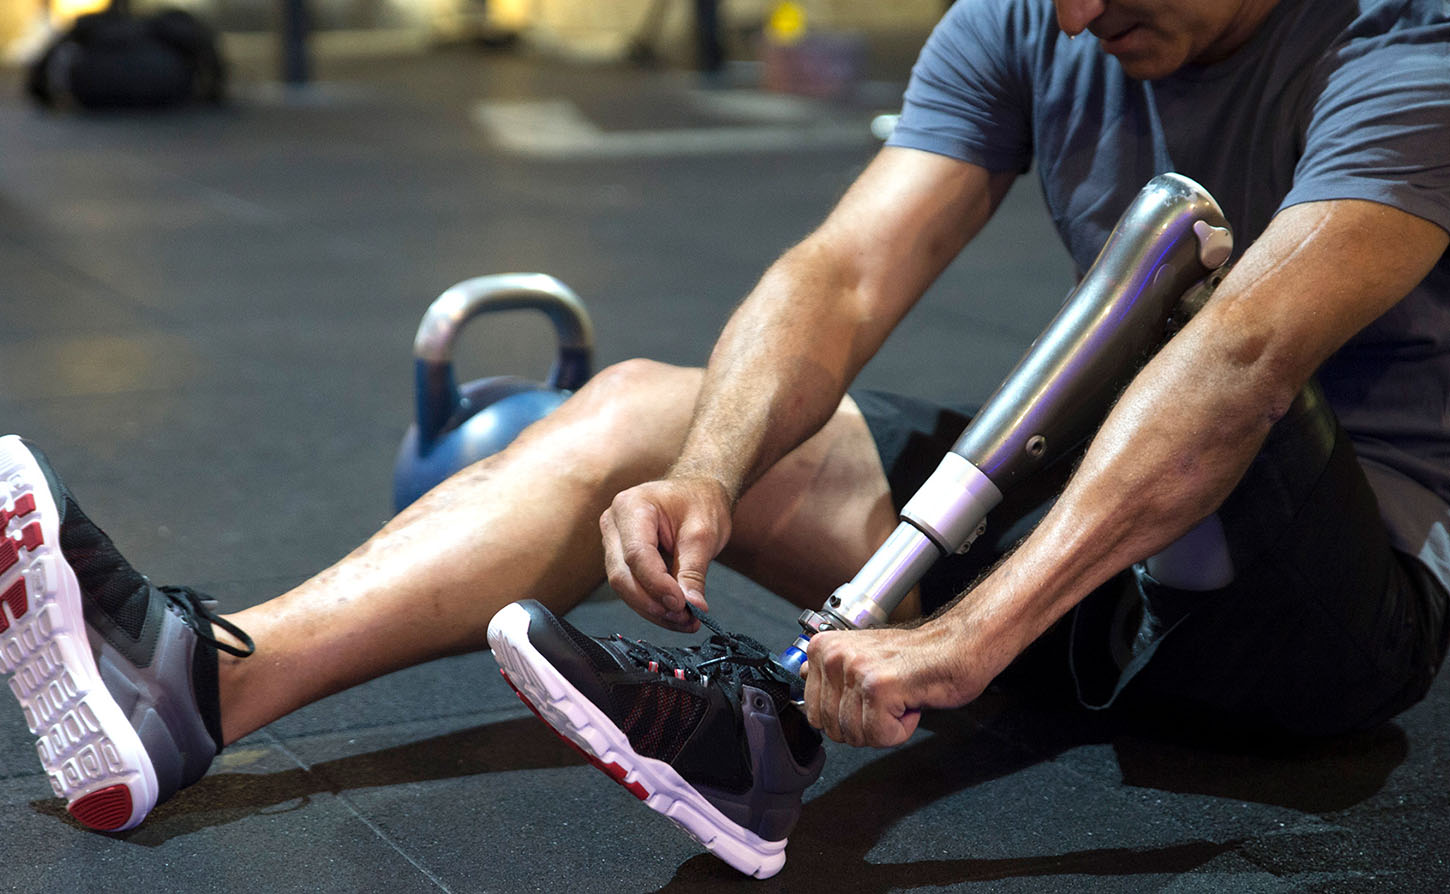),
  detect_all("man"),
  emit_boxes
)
[488,0,1450,876]
[1,0,1446,879]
